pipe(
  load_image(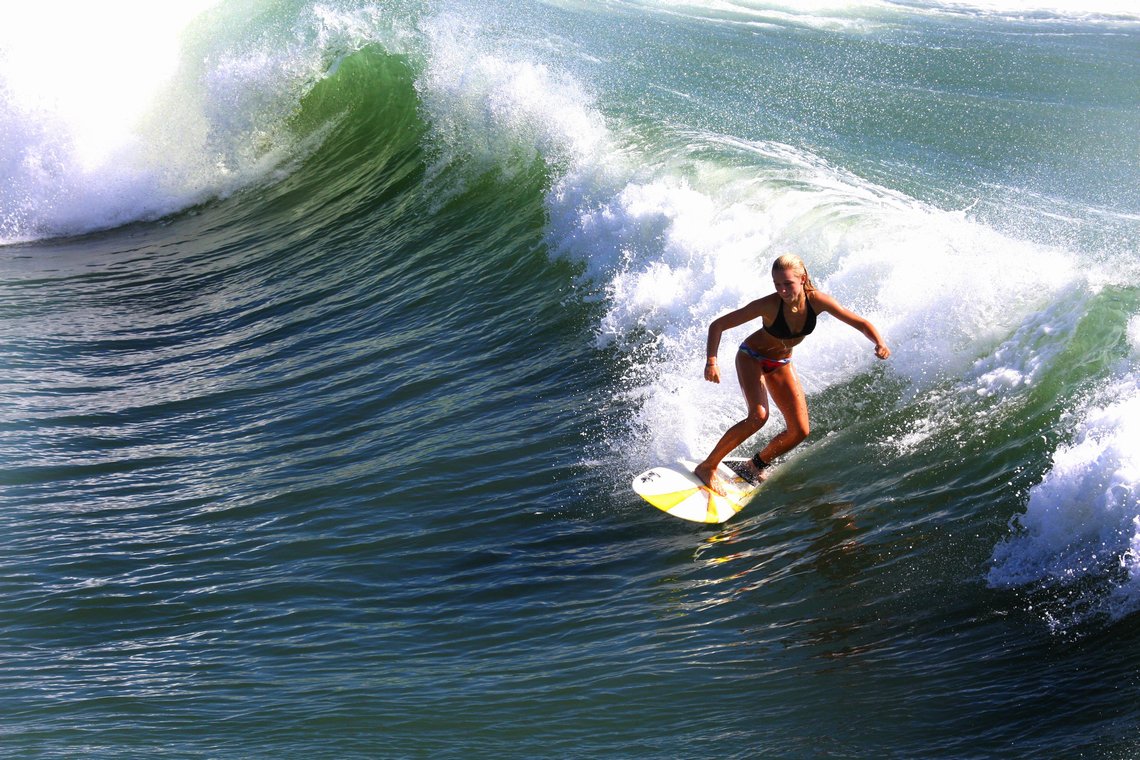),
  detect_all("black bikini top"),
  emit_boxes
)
[765,296,817,340]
